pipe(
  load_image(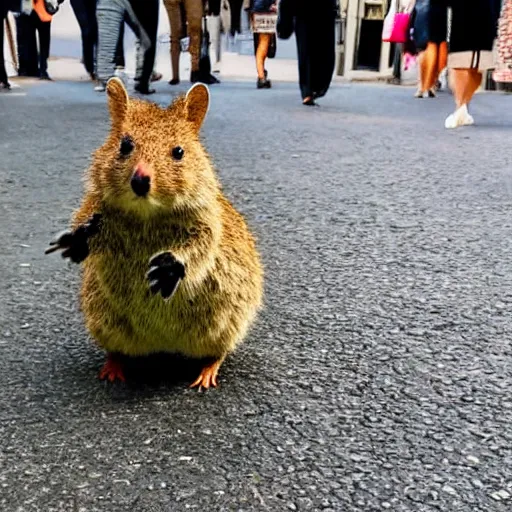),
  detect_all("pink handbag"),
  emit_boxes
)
[382,8,411,44]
